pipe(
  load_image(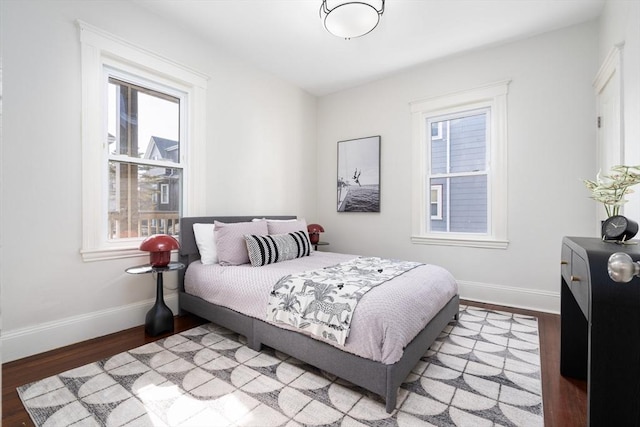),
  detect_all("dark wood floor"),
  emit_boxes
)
[2,301,586,426]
